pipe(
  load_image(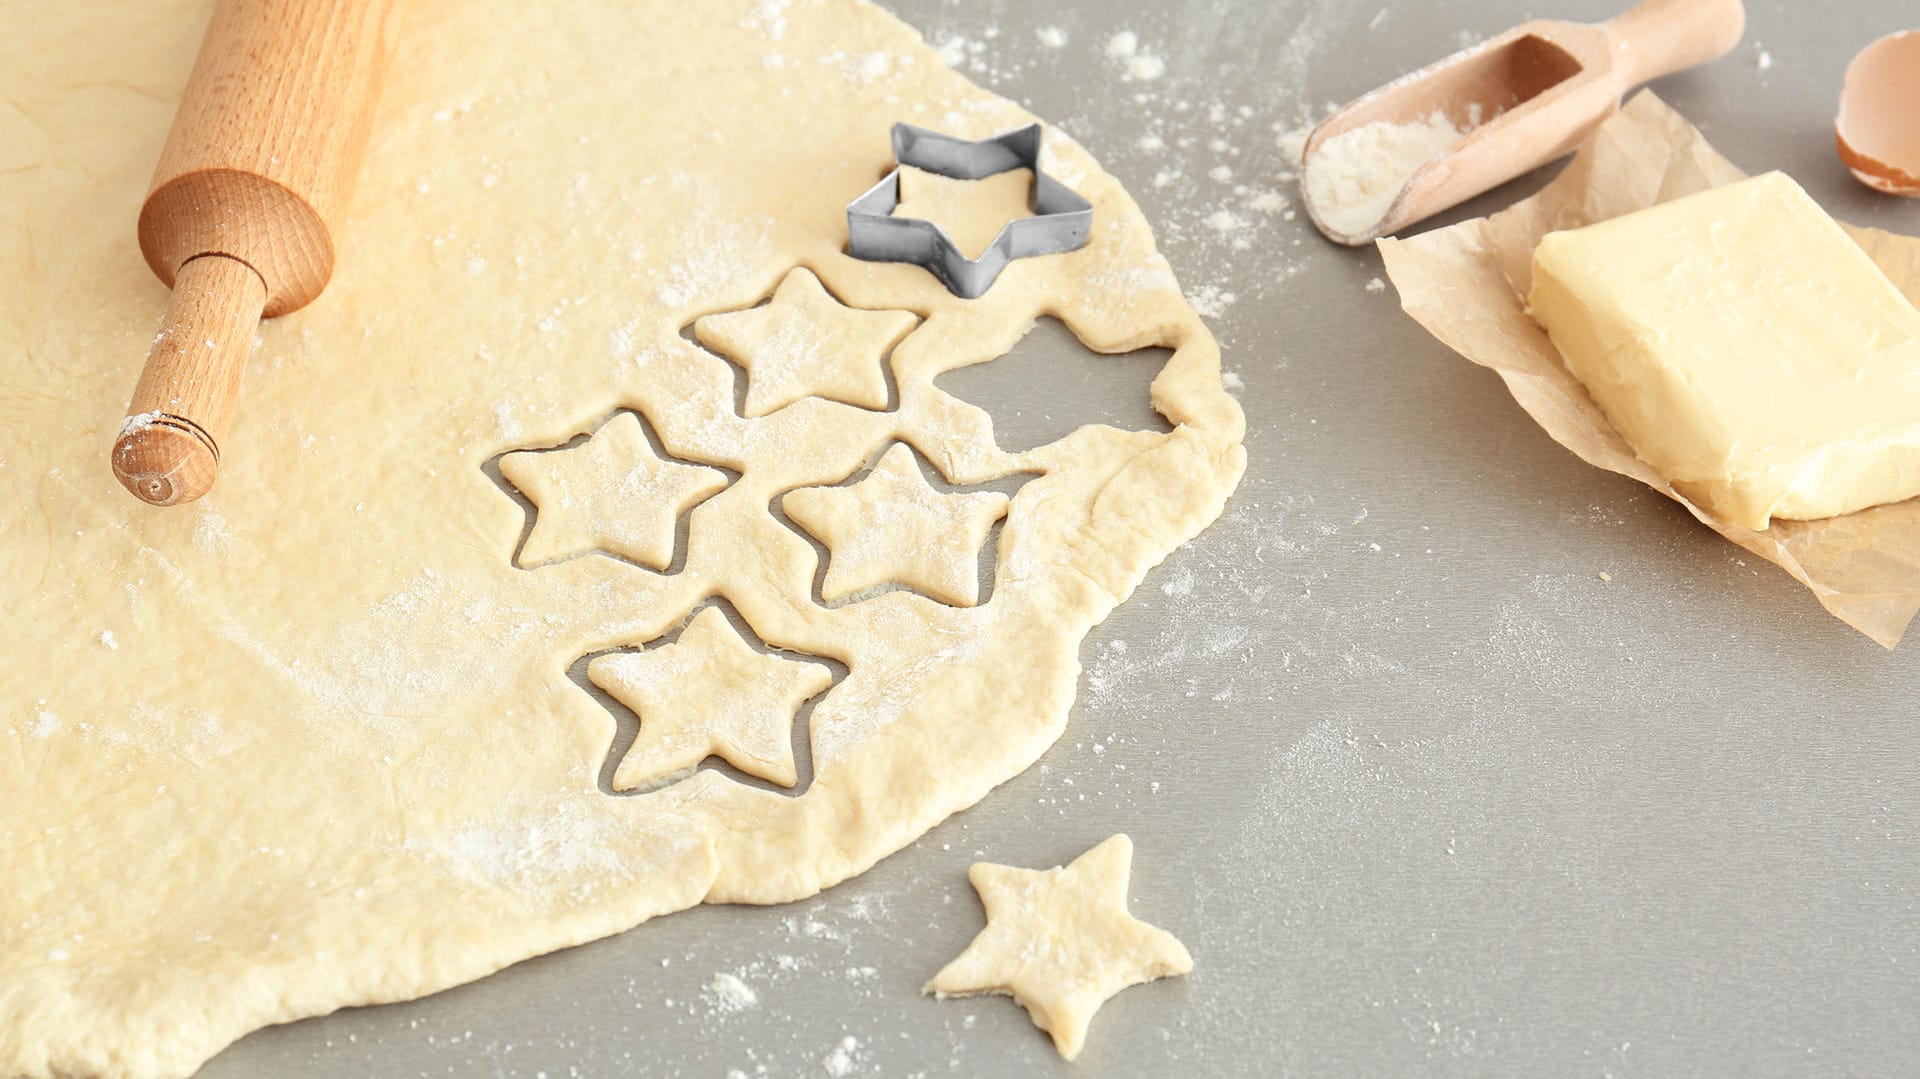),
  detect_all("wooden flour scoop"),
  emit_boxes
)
[1302,0,1746,245]
[112,0,401,506]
